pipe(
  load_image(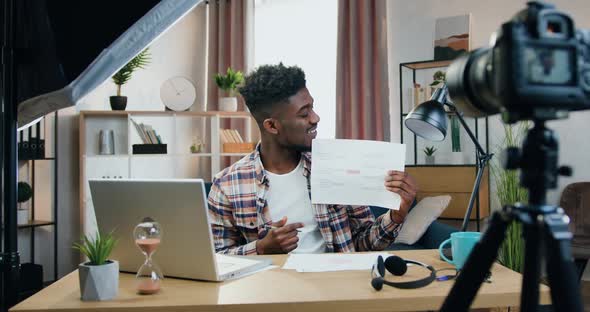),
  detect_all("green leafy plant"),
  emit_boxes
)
[17,182,33,204]
[493,122,529,273]
[430,70,446,86]
[73,231,118,266]
[423,146,437,156]
[112,48,151,96]
[215,67,244,96]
